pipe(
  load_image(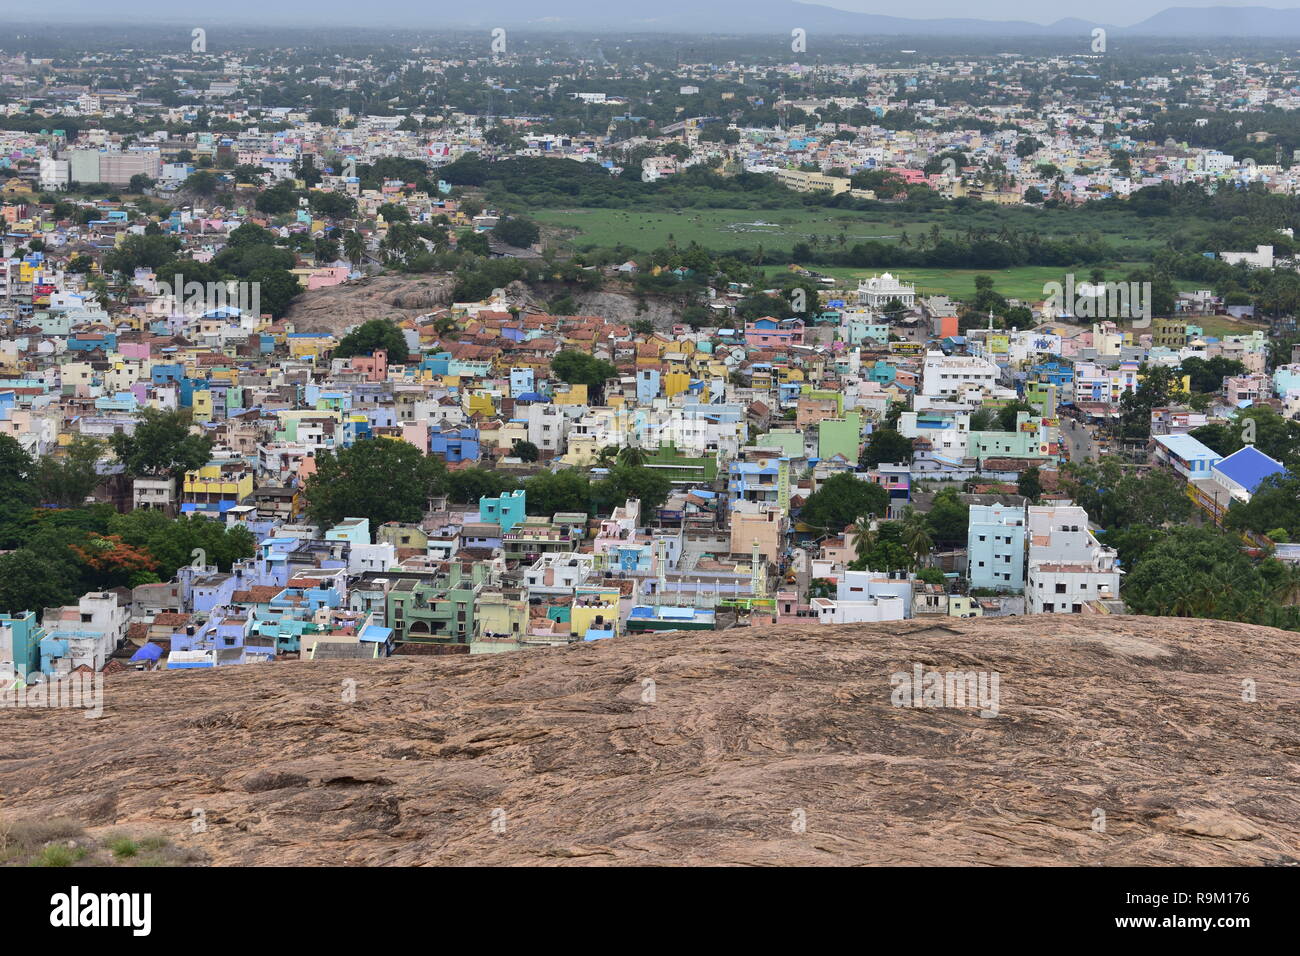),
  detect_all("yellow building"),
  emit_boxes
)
[288,333,335,361]
[662,369,690,398]
[948,595,984,619]
[552,383,588,406]
[475,589,530,643]
[570,587,622,639]
[465,390,495,417]
[192,389,214,423]
[182,463,253,508]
